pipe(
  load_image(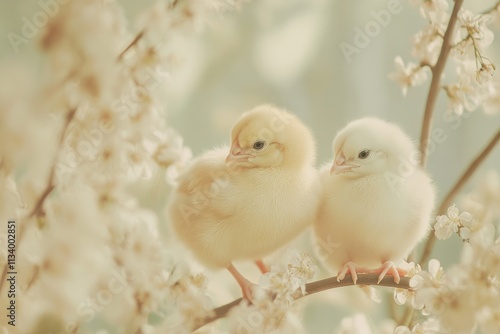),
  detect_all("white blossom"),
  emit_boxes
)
[166,273,214,332]
[434,204,473,240]
[336,313,372,334]
[394,318,440,334]
[394,262,421,307]
[410,0,449,24]
[411,24,444,65]
[455,10,494,53]
[388,56,428,96]
[150,129,193,184]
[227,249,315,333]
[409,259,445,313]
